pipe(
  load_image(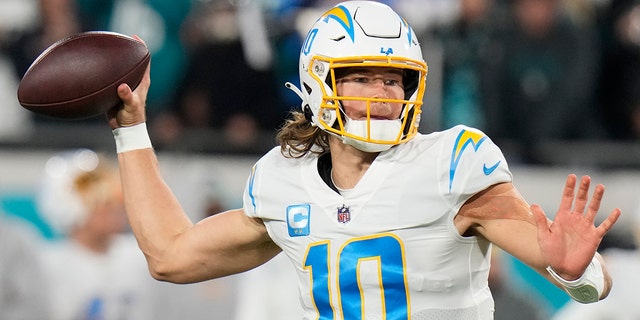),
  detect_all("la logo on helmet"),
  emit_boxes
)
[380,47,394,55]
